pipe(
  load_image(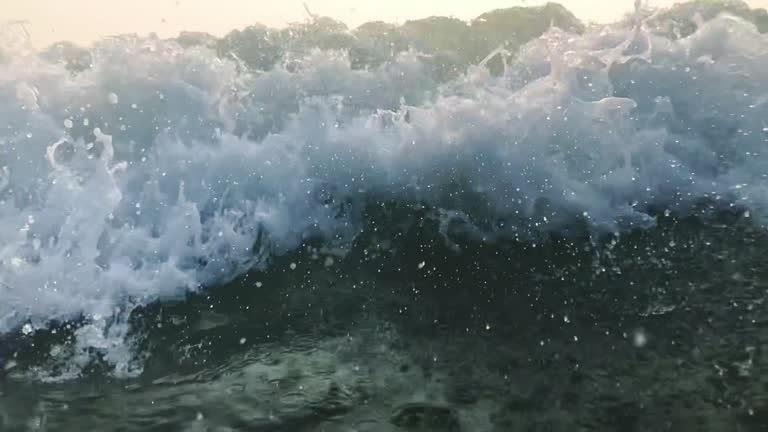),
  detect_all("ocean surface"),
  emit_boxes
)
[1,1,768,430]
